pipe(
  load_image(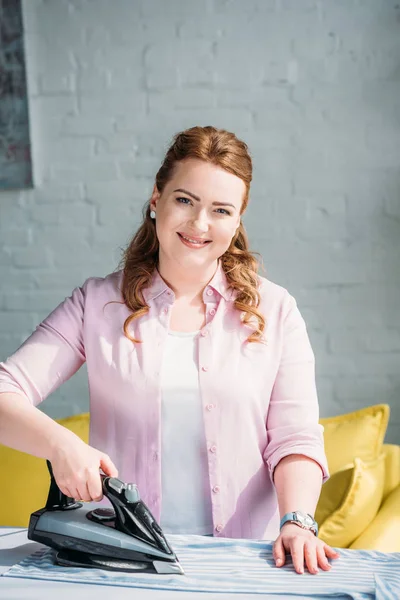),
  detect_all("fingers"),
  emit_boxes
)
[76,466,107,502]
[78,453,116,500]
[291,539,339,575]
[76,481,95,503]
[59,485,82,501]
[304,541,319,574]
[273,537,286,568]
[100,454,118,478]
[290,538,306,574]
[276,528,341,575]
[87,469,104,502]
[316,543,332,572]
[59,471,102,503]
[324,543,340,560]
[49,439,119,504]
[60,486,74,500]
